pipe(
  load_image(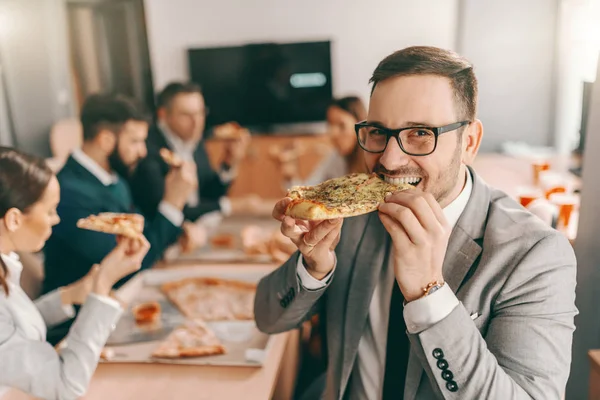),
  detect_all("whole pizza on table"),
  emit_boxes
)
[285,172,413,220]
[76,212,145,239]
